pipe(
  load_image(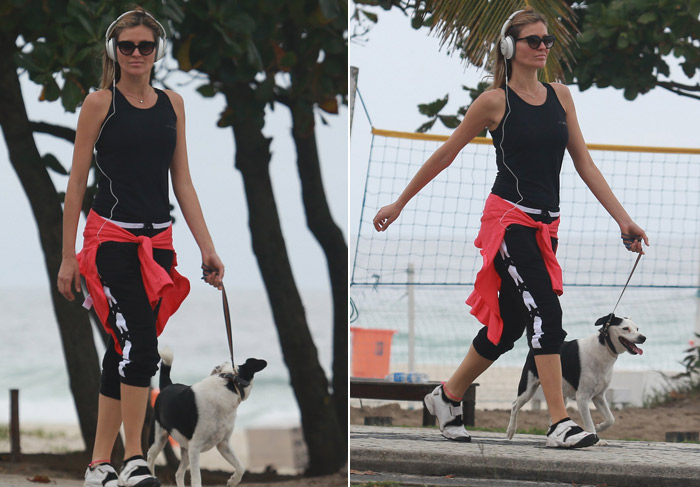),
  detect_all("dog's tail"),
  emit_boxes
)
[158,346,174,390]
